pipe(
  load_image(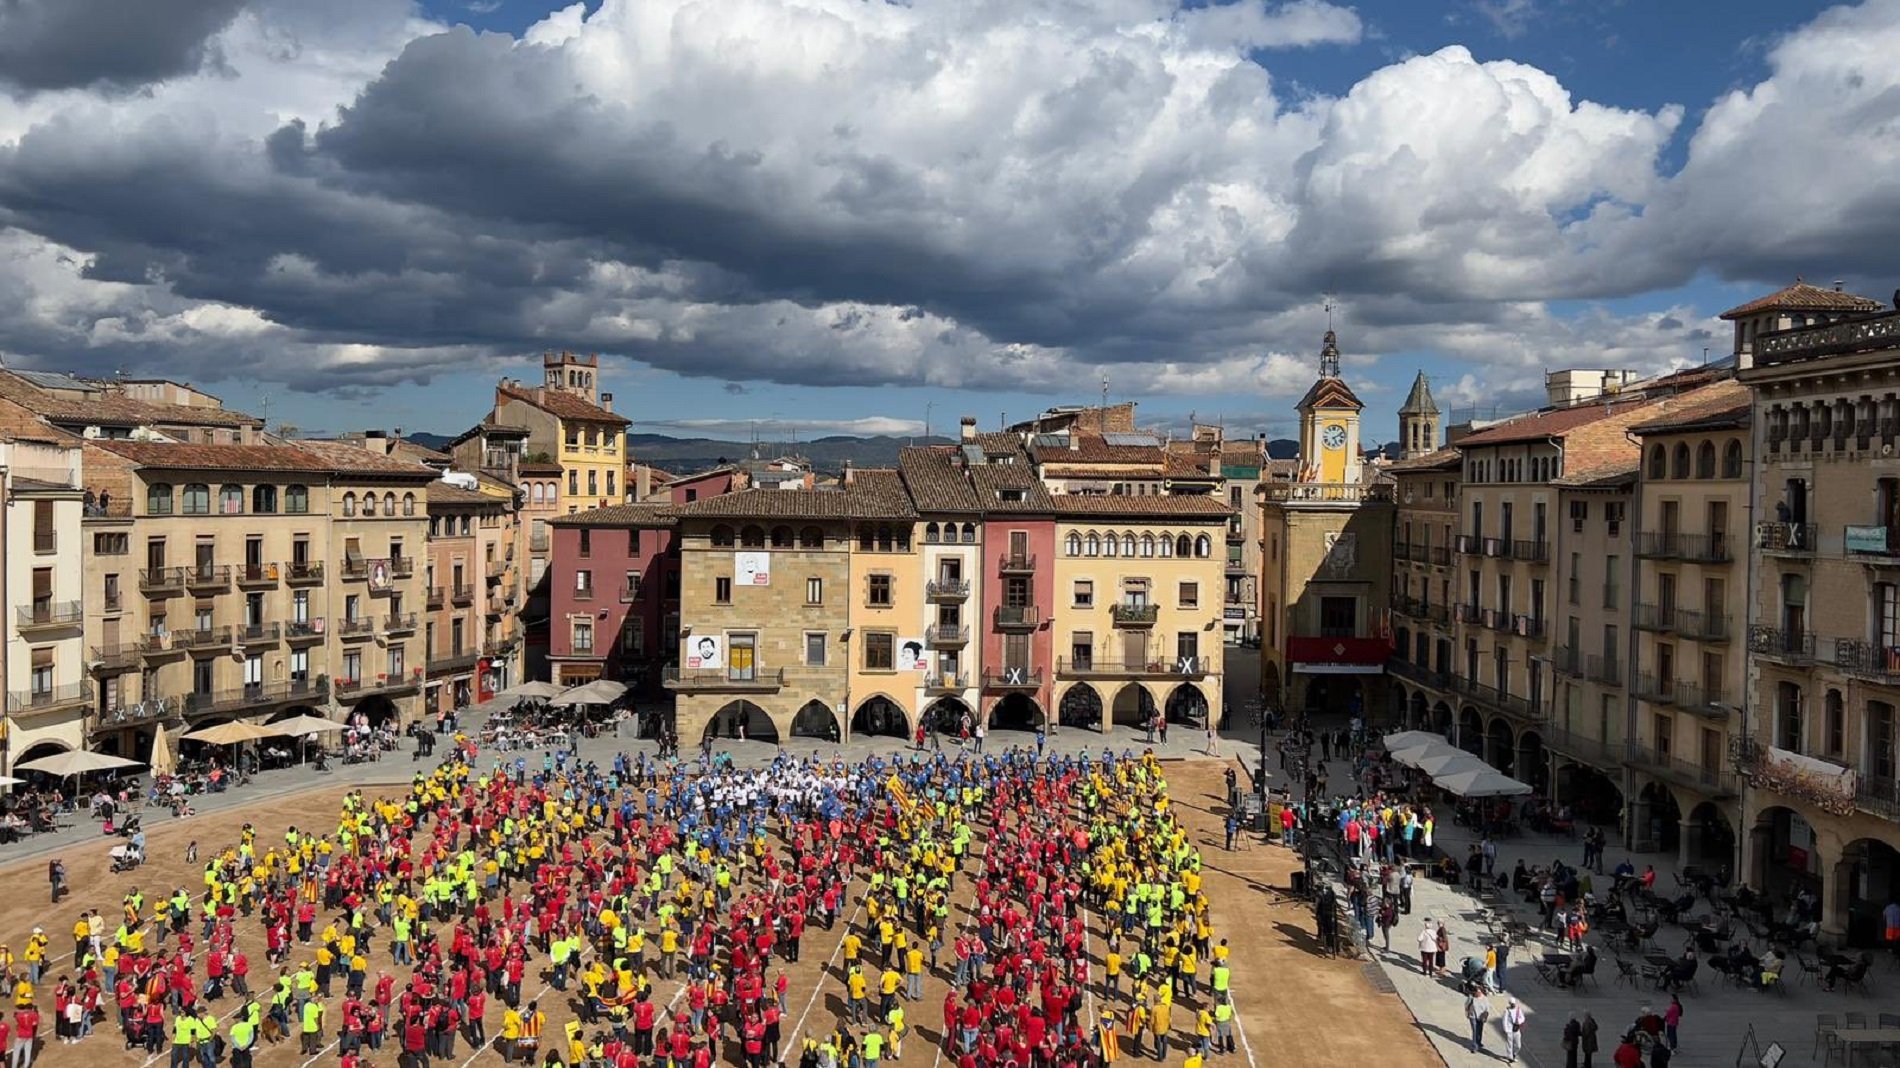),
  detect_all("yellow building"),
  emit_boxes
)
[845,492,923,741]
[494,352,629,514]
[1051,497,1228,731]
